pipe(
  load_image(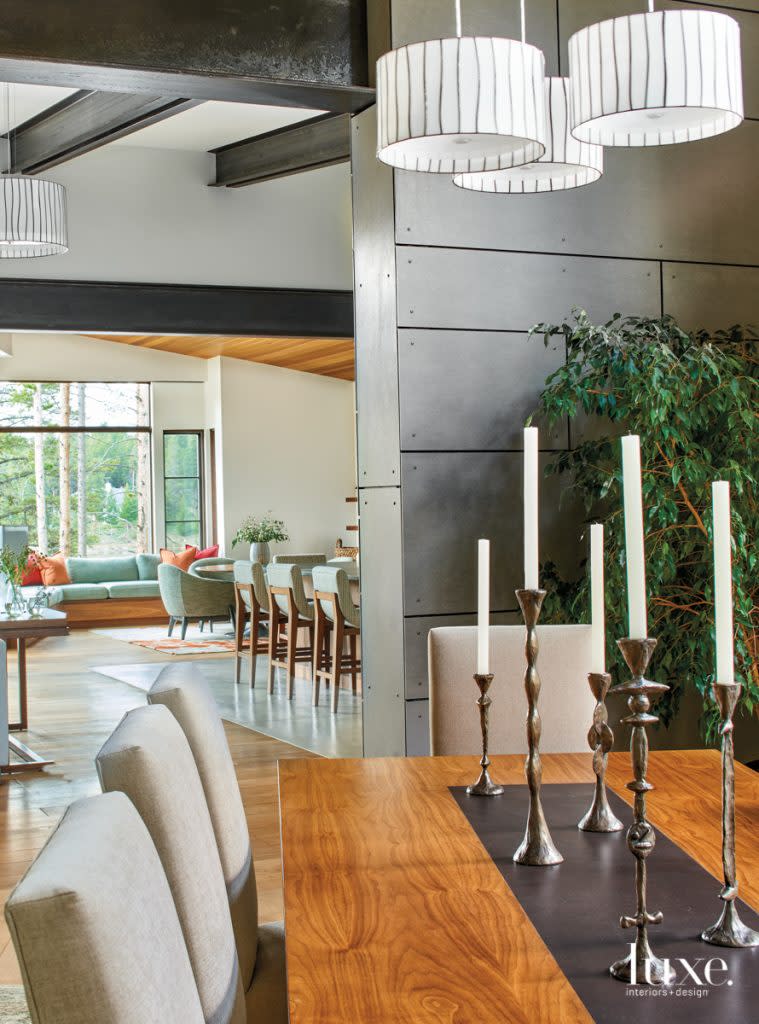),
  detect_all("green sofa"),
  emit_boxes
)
[22,554,162,606]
